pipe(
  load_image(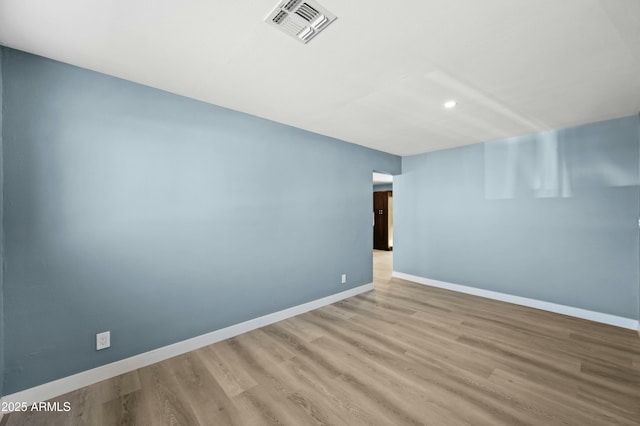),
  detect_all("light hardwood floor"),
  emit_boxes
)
[3,250,640,425]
